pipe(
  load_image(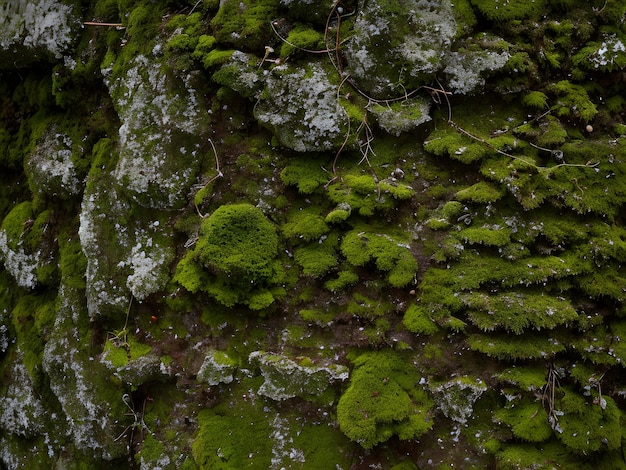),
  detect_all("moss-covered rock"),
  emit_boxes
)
[254,61,351,151]
[103,53,206,209]
[249,351,348,401]
[337,350,434,449]
[197,350,237,386]
[0,0,81,67]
